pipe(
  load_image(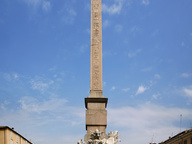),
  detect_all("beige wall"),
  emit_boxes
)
[176,134,191,144]
[0,129,5,144]
[0,128,31,144]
